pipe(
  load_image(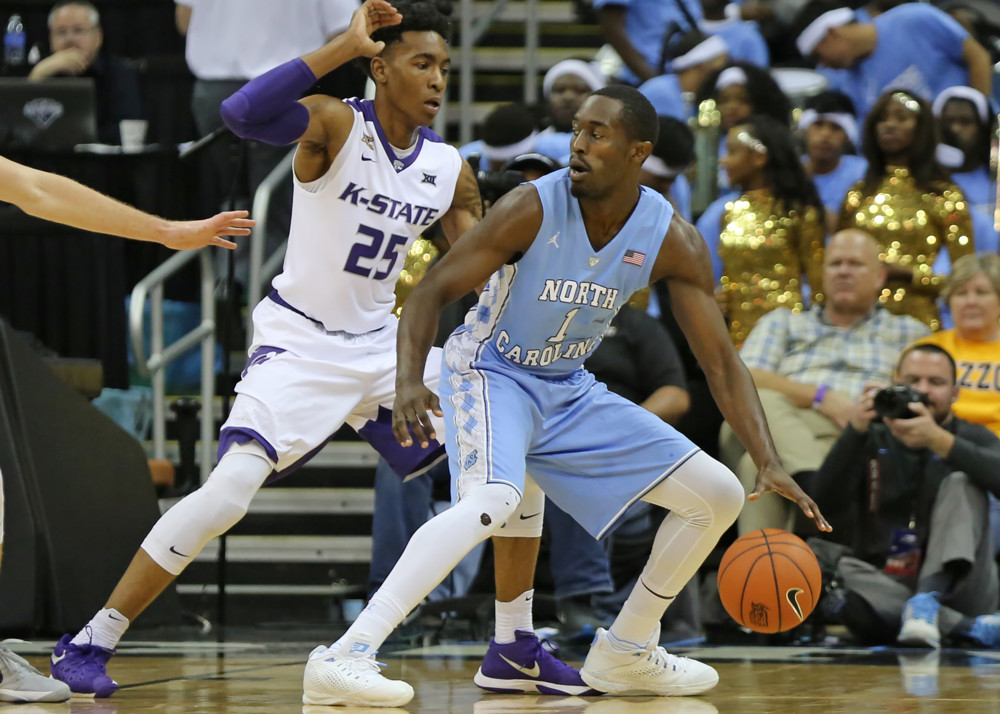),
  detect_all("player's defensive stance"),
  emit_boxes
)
[323,86,832,703]
[49,1,585,706]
